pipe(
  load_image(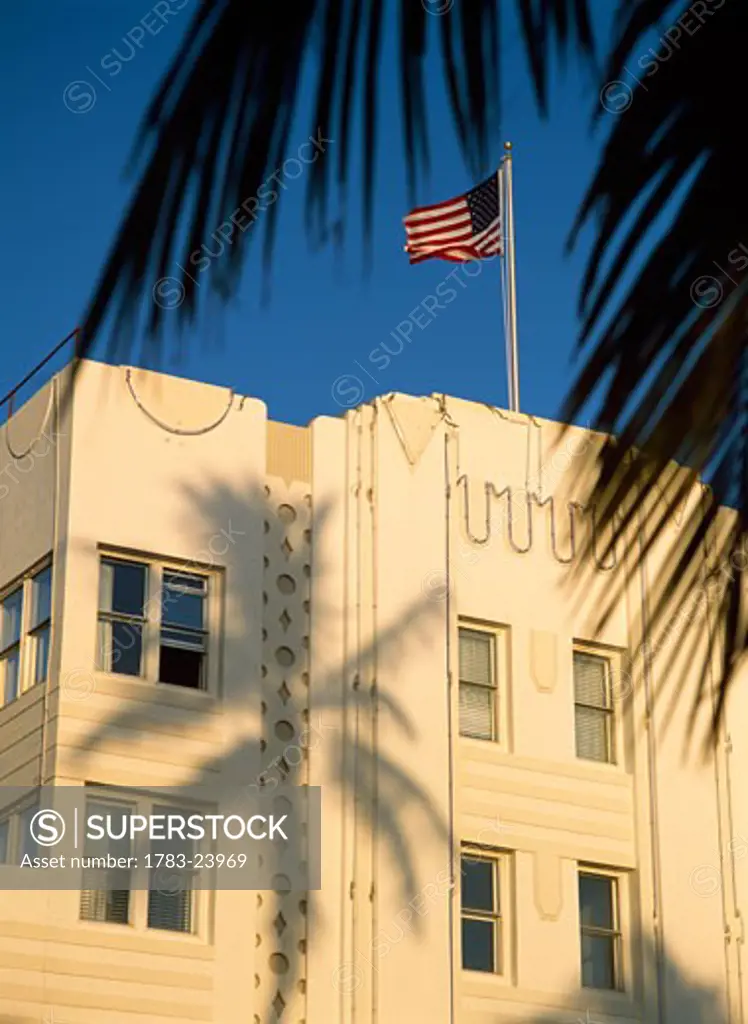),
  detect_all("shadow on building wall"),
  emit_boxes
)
[63,477,449,1022]
[531,933,729,1024]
